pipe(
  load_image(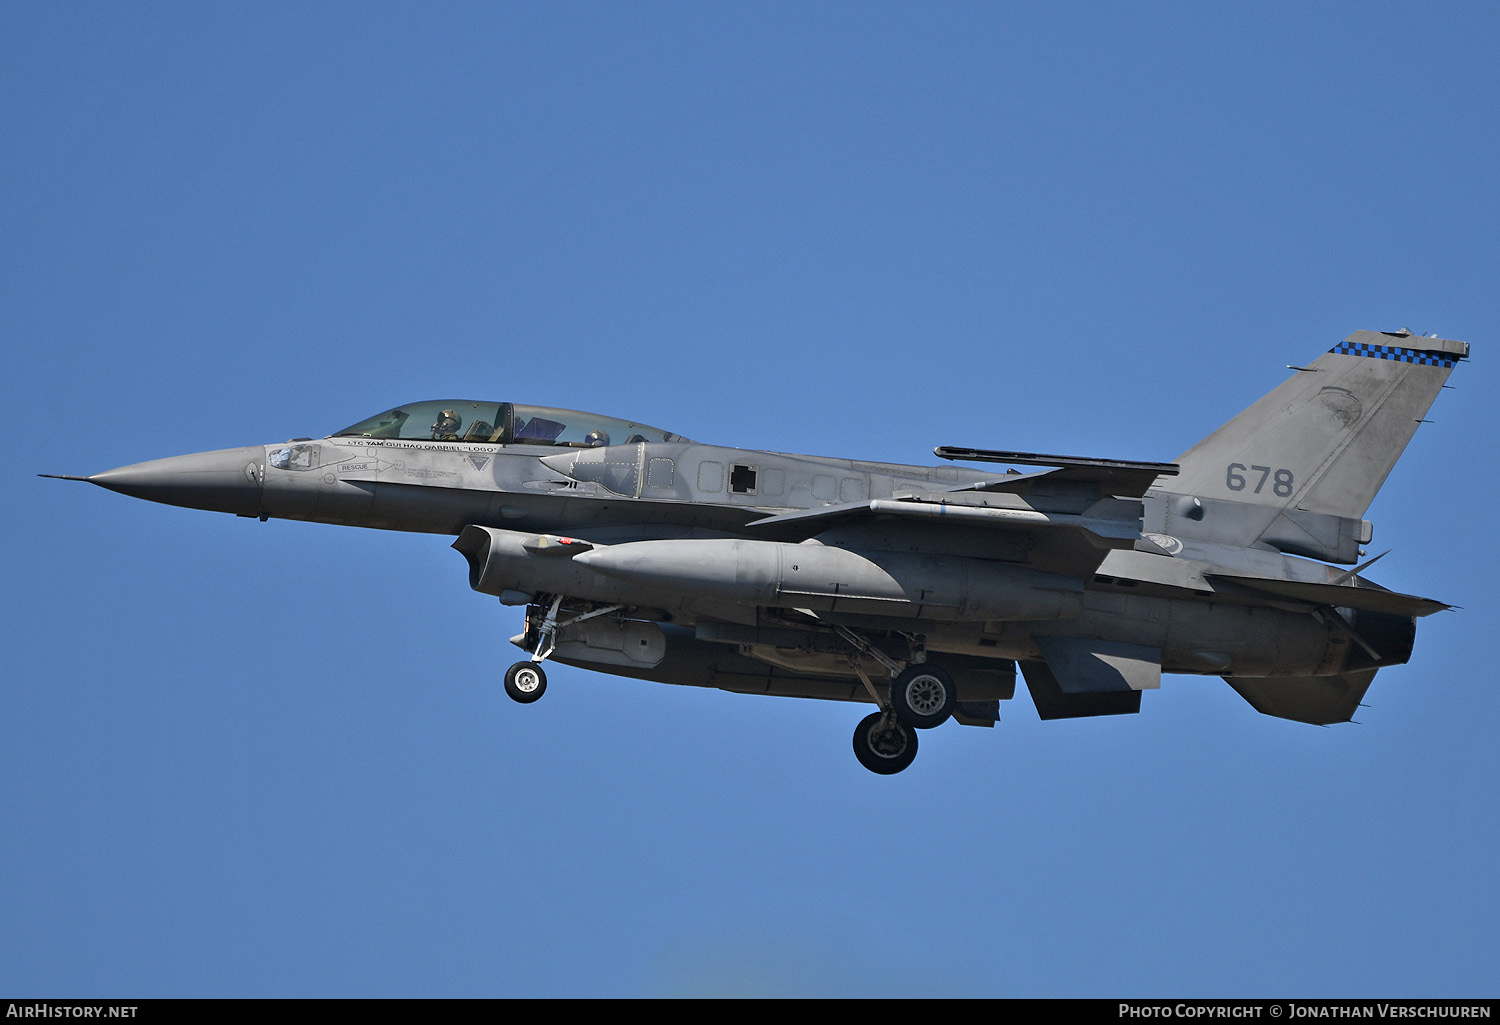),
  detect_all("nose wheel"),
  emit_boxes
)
[504,661,547,703]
